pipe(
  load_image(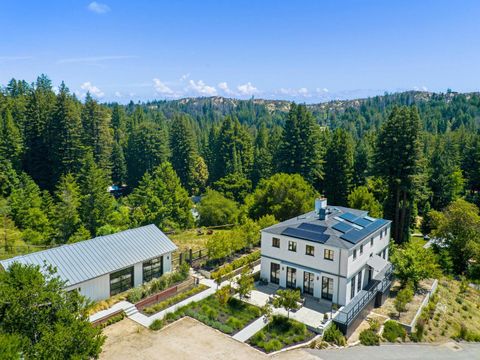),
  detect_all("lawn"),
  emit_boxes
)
[419,278,480,342]
[169,228,234,253]
[248,316,315,353]
[156,295,262,335]
[410,234,428,248]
